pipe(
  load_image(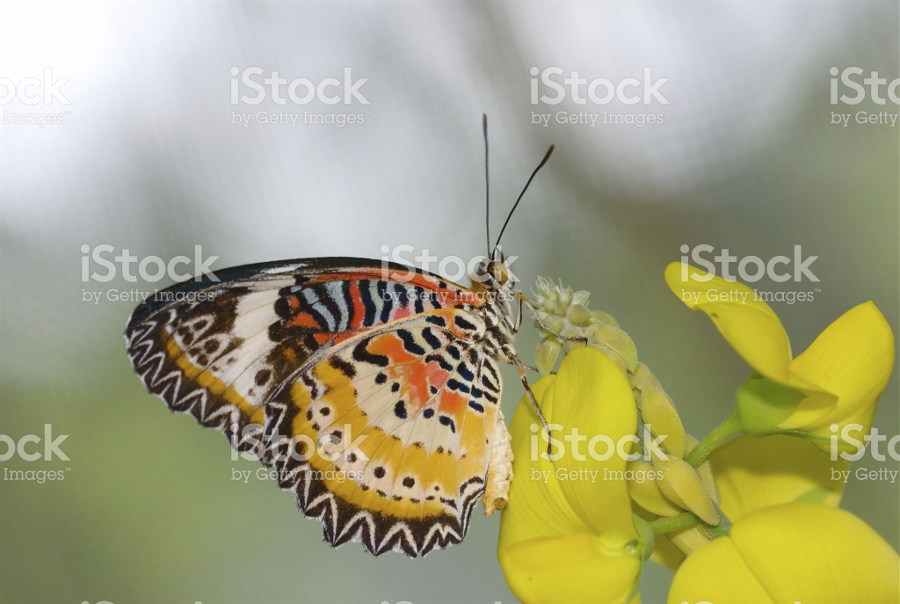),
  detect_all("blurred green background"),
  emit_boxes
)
[1,2,897,603]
